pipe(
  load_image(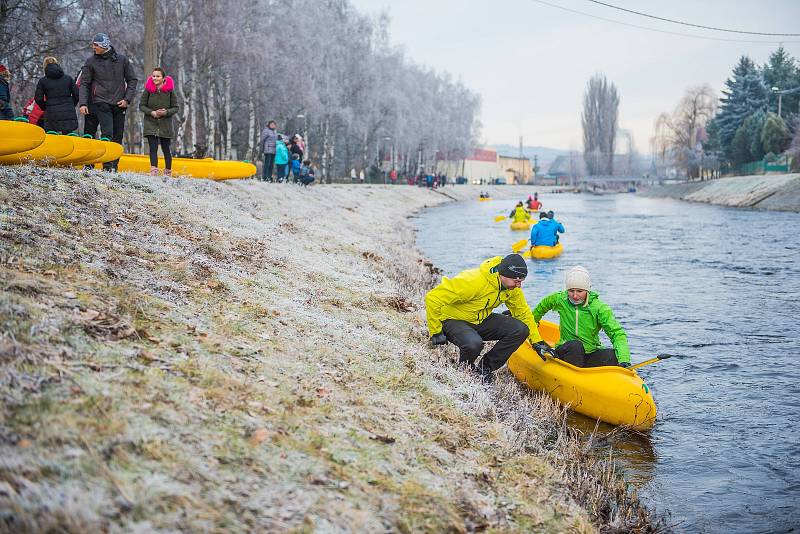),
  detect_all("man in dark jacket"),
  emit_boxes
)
[0,65,14,120]
[35,59,79,134]
[78,33,138,170]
